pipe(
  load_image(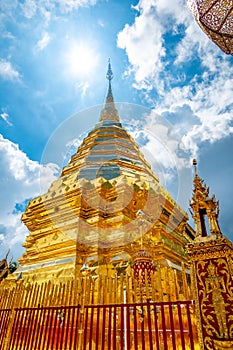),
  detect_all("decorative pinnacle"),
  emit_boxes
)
[193,159,198,176]
[106,58,113,81]
[99,59,119,122]
[106,59,114,104]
